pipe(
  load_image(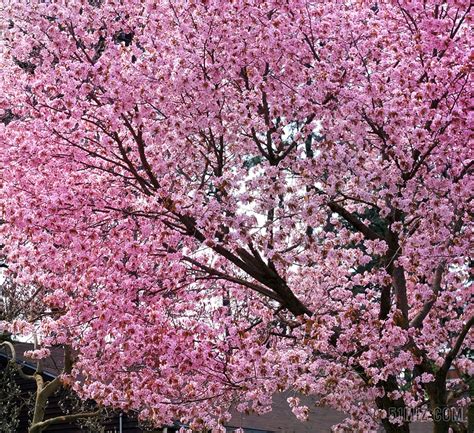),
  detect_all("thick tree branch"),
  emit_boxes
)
[440,315,474,374]
[29,410,101,433]
[170,214,312,316]
[181,255,285,303]
[328,201,384,241]
[386,229,409,324]
[121,114,160,189]
[410,262,445,328]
